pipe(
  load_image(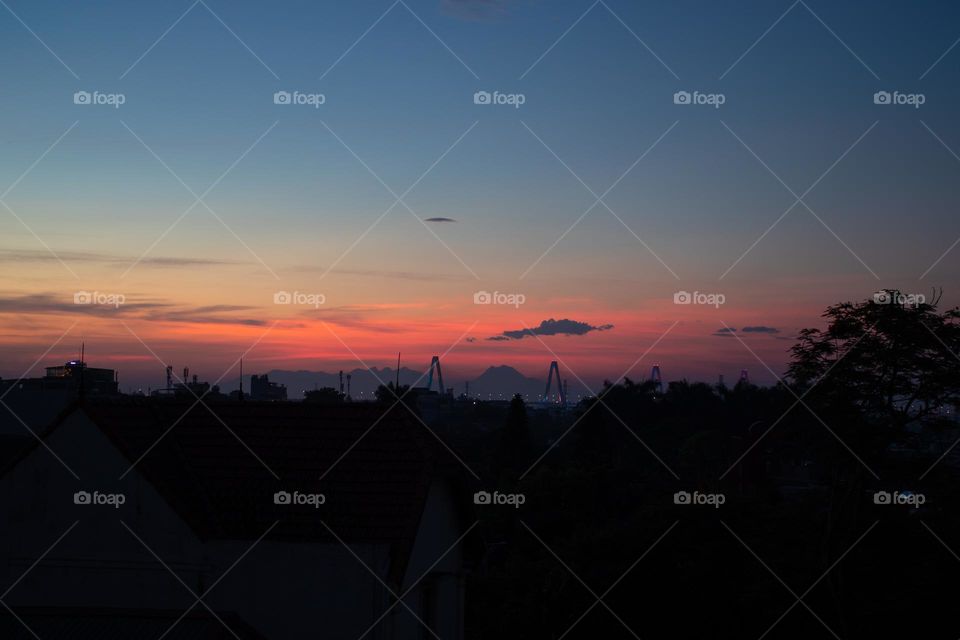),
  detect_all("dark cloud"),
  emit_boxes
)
[423,217,458,223]
[489,318,614,341]
[741,326,780,334]
[713,327,737,337]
